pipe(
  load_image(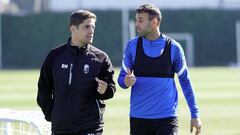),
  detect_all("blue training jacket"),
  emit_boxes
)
[117,34,199,119]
